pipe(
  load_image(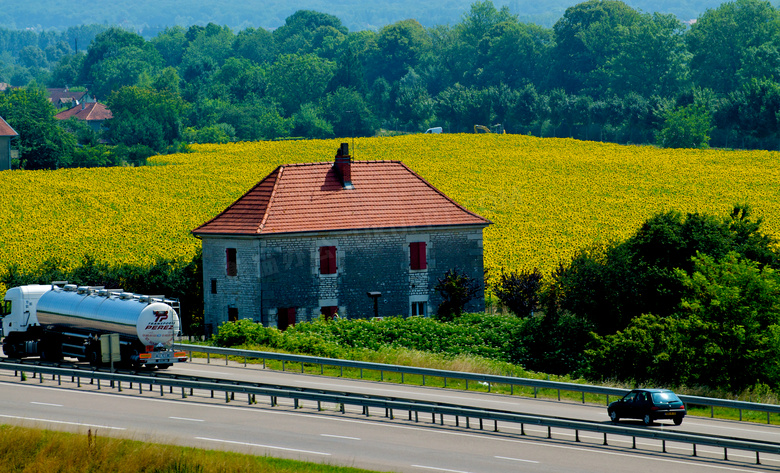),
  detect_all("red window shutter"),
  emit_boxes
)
[320,246,337,274]
[410,242,427,270]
